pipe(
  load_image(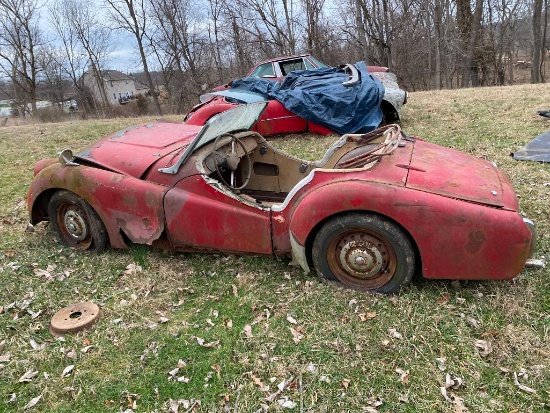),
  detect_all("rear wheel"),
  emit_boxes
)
[312,214,415,294]
[48,191,108,252]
